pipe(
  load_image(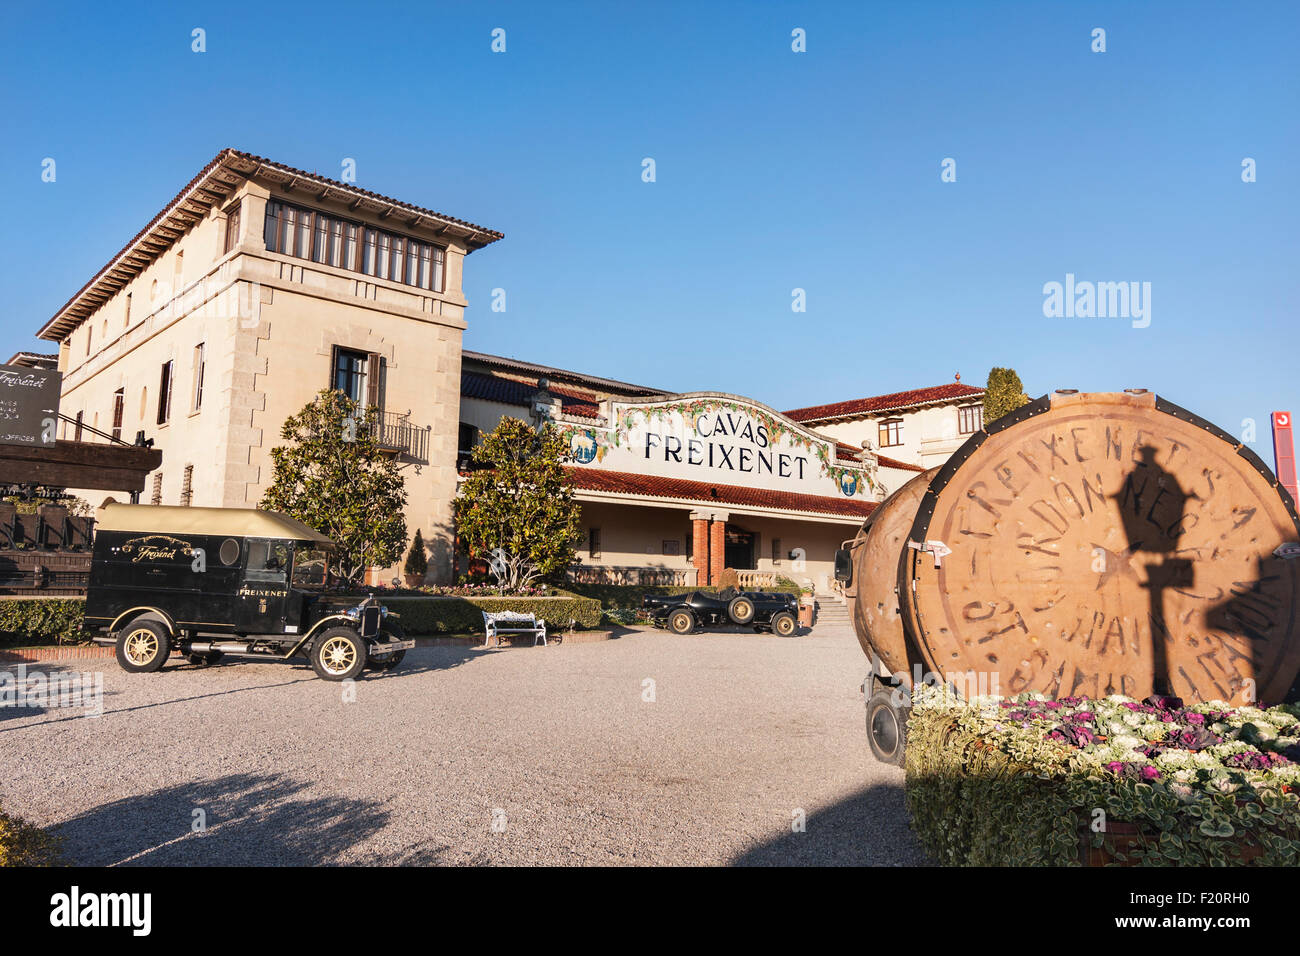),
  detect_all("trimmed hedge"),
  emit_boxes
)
[0,806,61,866]
[0,599,86,647]
[564,581,801,611]
[0,595,601,645]
[379,595,602,634]
[905,690,1300,866]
